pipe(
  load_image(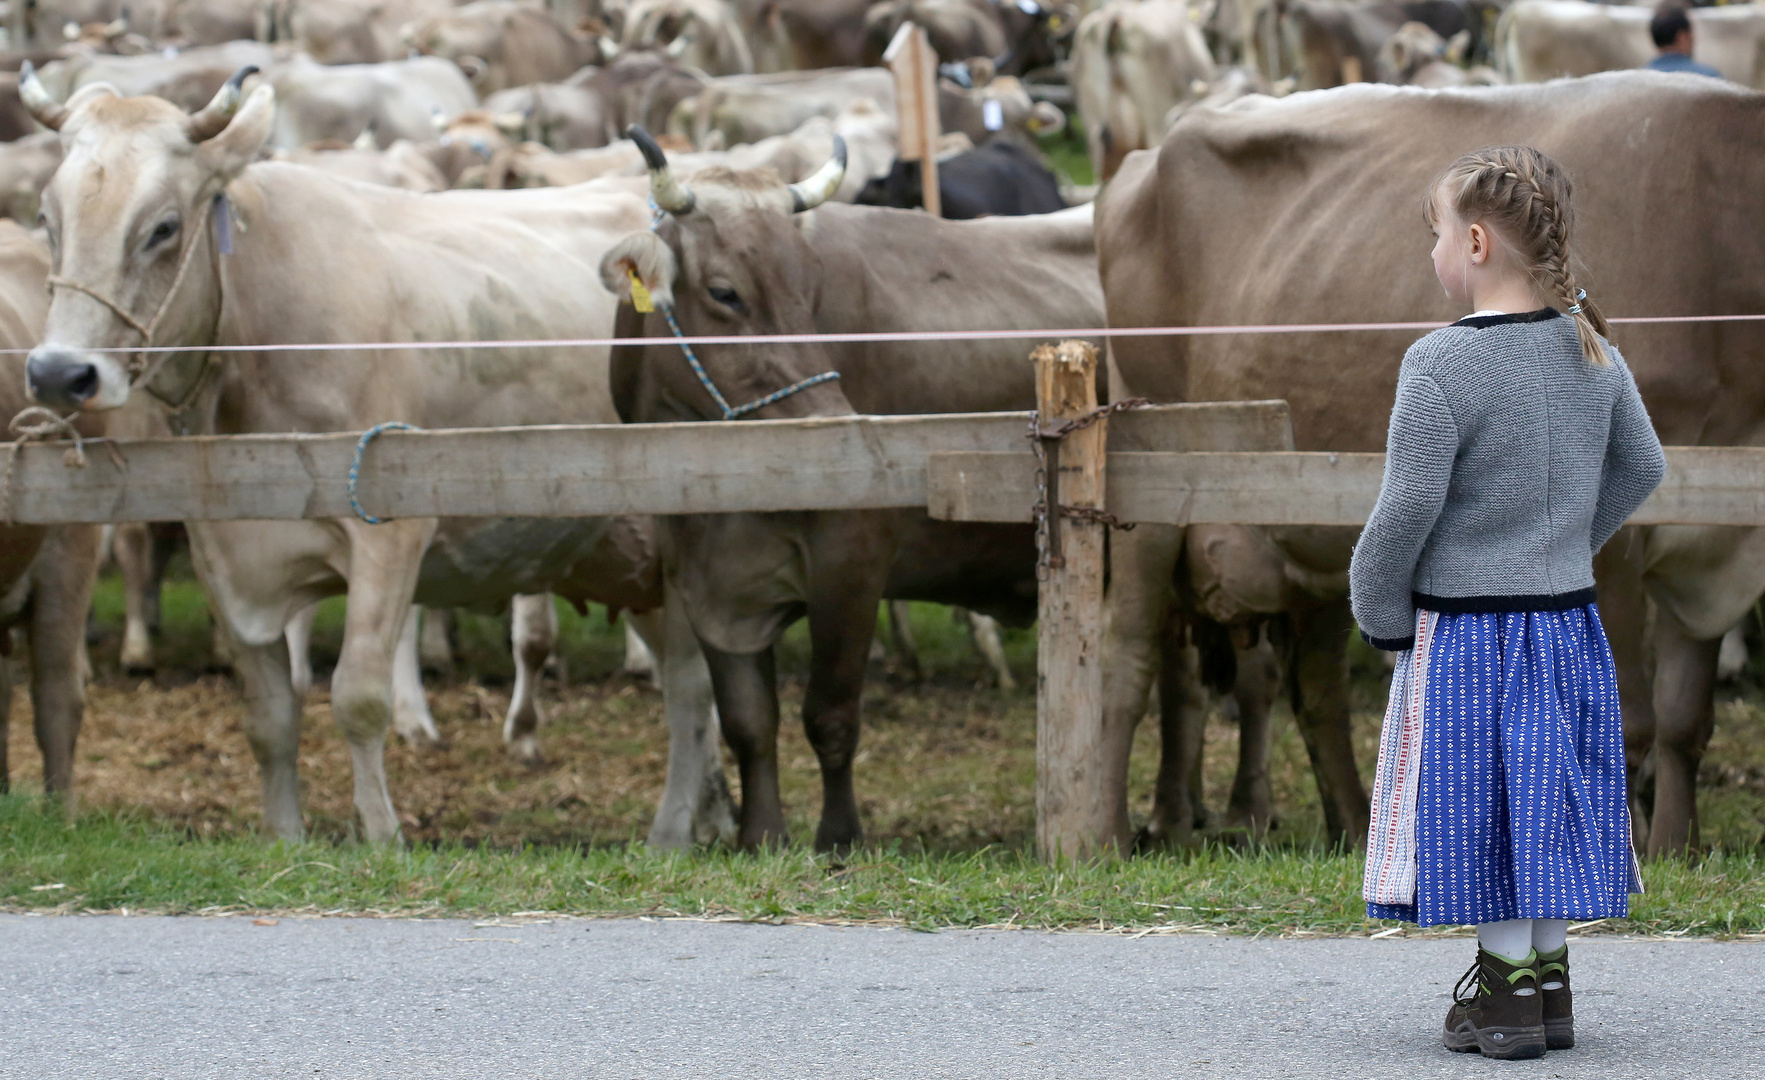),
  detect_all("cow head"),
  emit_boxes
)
[598,126,850,423]
[23,65,273,411]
